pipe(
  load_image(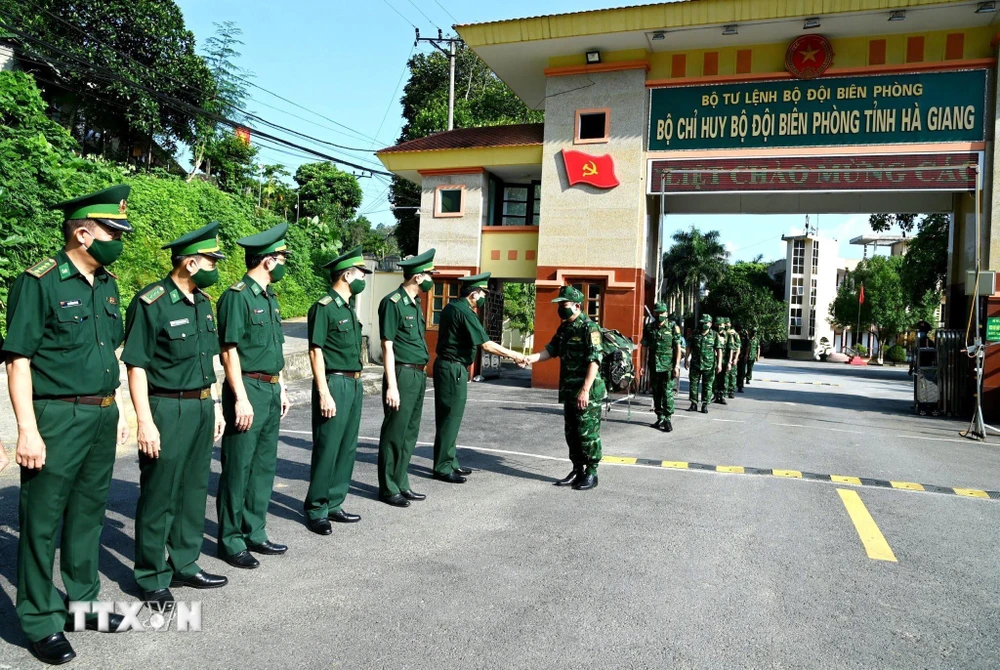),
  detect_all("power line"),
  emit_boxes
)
[368,46,413,151]
[430,0,458,24]
[382,0,418,28]
[403,0,440,29]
